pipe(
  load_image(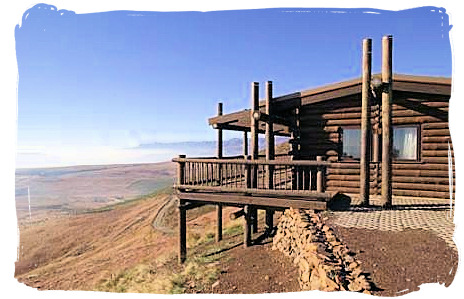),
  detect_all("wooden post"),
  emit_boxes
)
[243,205,252,247]
[177,155,186,187]
[250,82,260,187]
[245,156,251,189]
[216,103,223,242]
[250,82,259,233]
[381,35,393,208]
[243,131,248,157]
[217,103,223,159]
[316,156,324,193]
[216,203,223,242]
[291,106,301,190]
[265,81,274,231]
[178,199,187,263]
[251,207,258,233]
[360,38,372,206]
